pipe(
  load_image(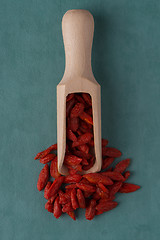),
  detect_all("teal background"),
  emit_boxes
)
[0,0,160,239]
